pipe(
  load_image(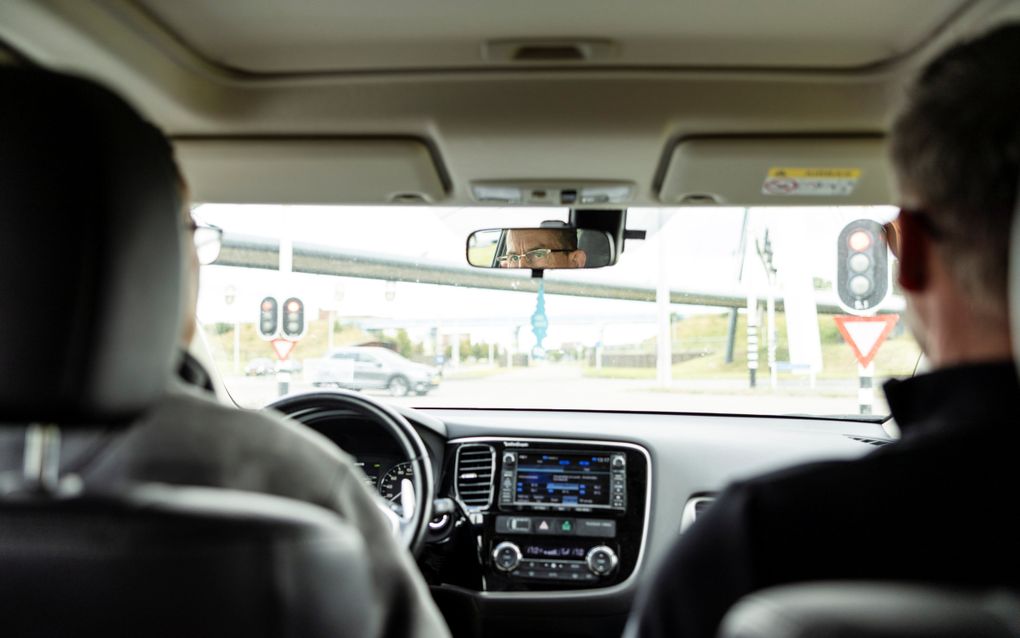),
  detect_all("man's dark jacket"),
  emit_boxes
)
[628,361,1020,638]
